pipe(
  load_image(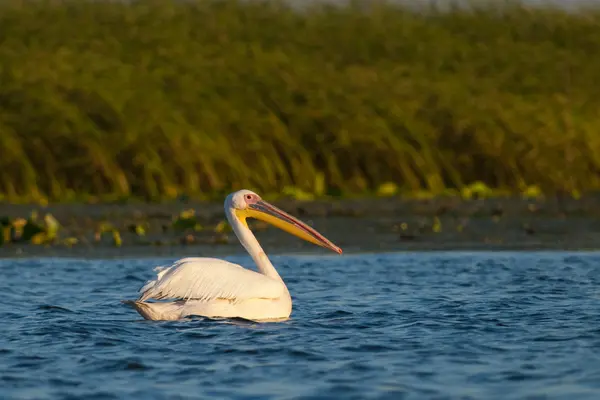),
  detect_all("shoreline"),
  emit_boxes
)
[2,195,600,258]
